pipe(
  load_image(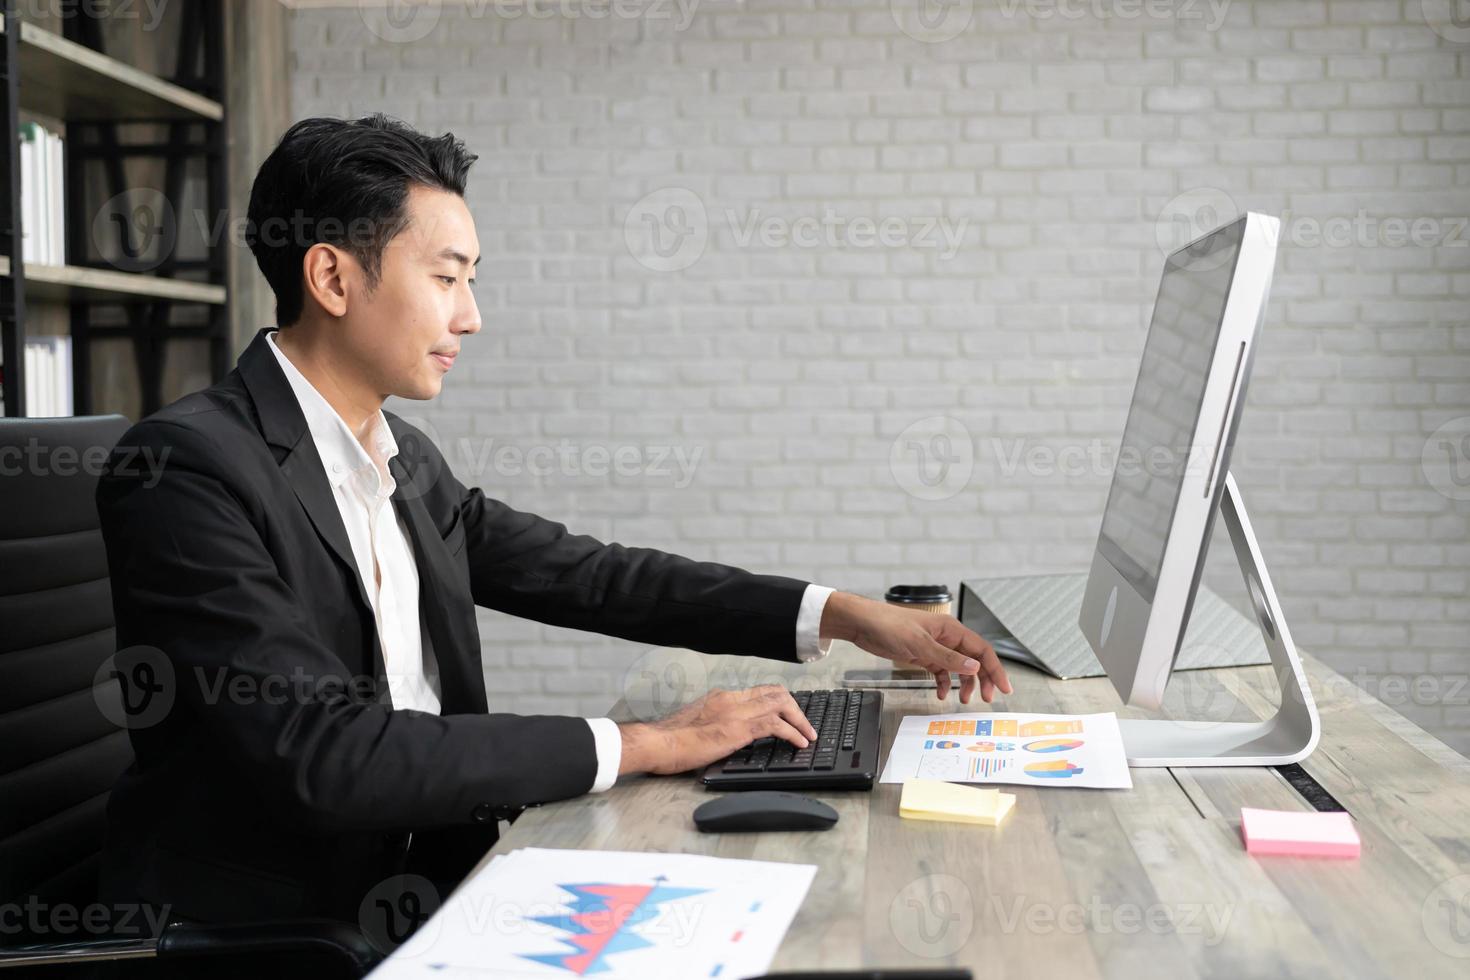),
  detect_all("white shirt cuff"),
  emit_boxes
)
[585,717,622,793]
[796,584,836,663]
